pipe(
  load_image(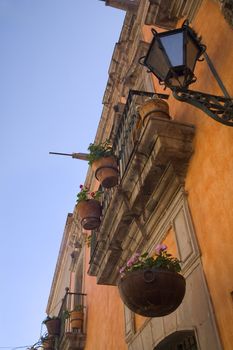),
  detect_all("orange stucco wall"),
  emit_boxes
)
[142,1,233,348]
[82,1,233,348]
[183,2,233,348]
[84,246,127,350]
